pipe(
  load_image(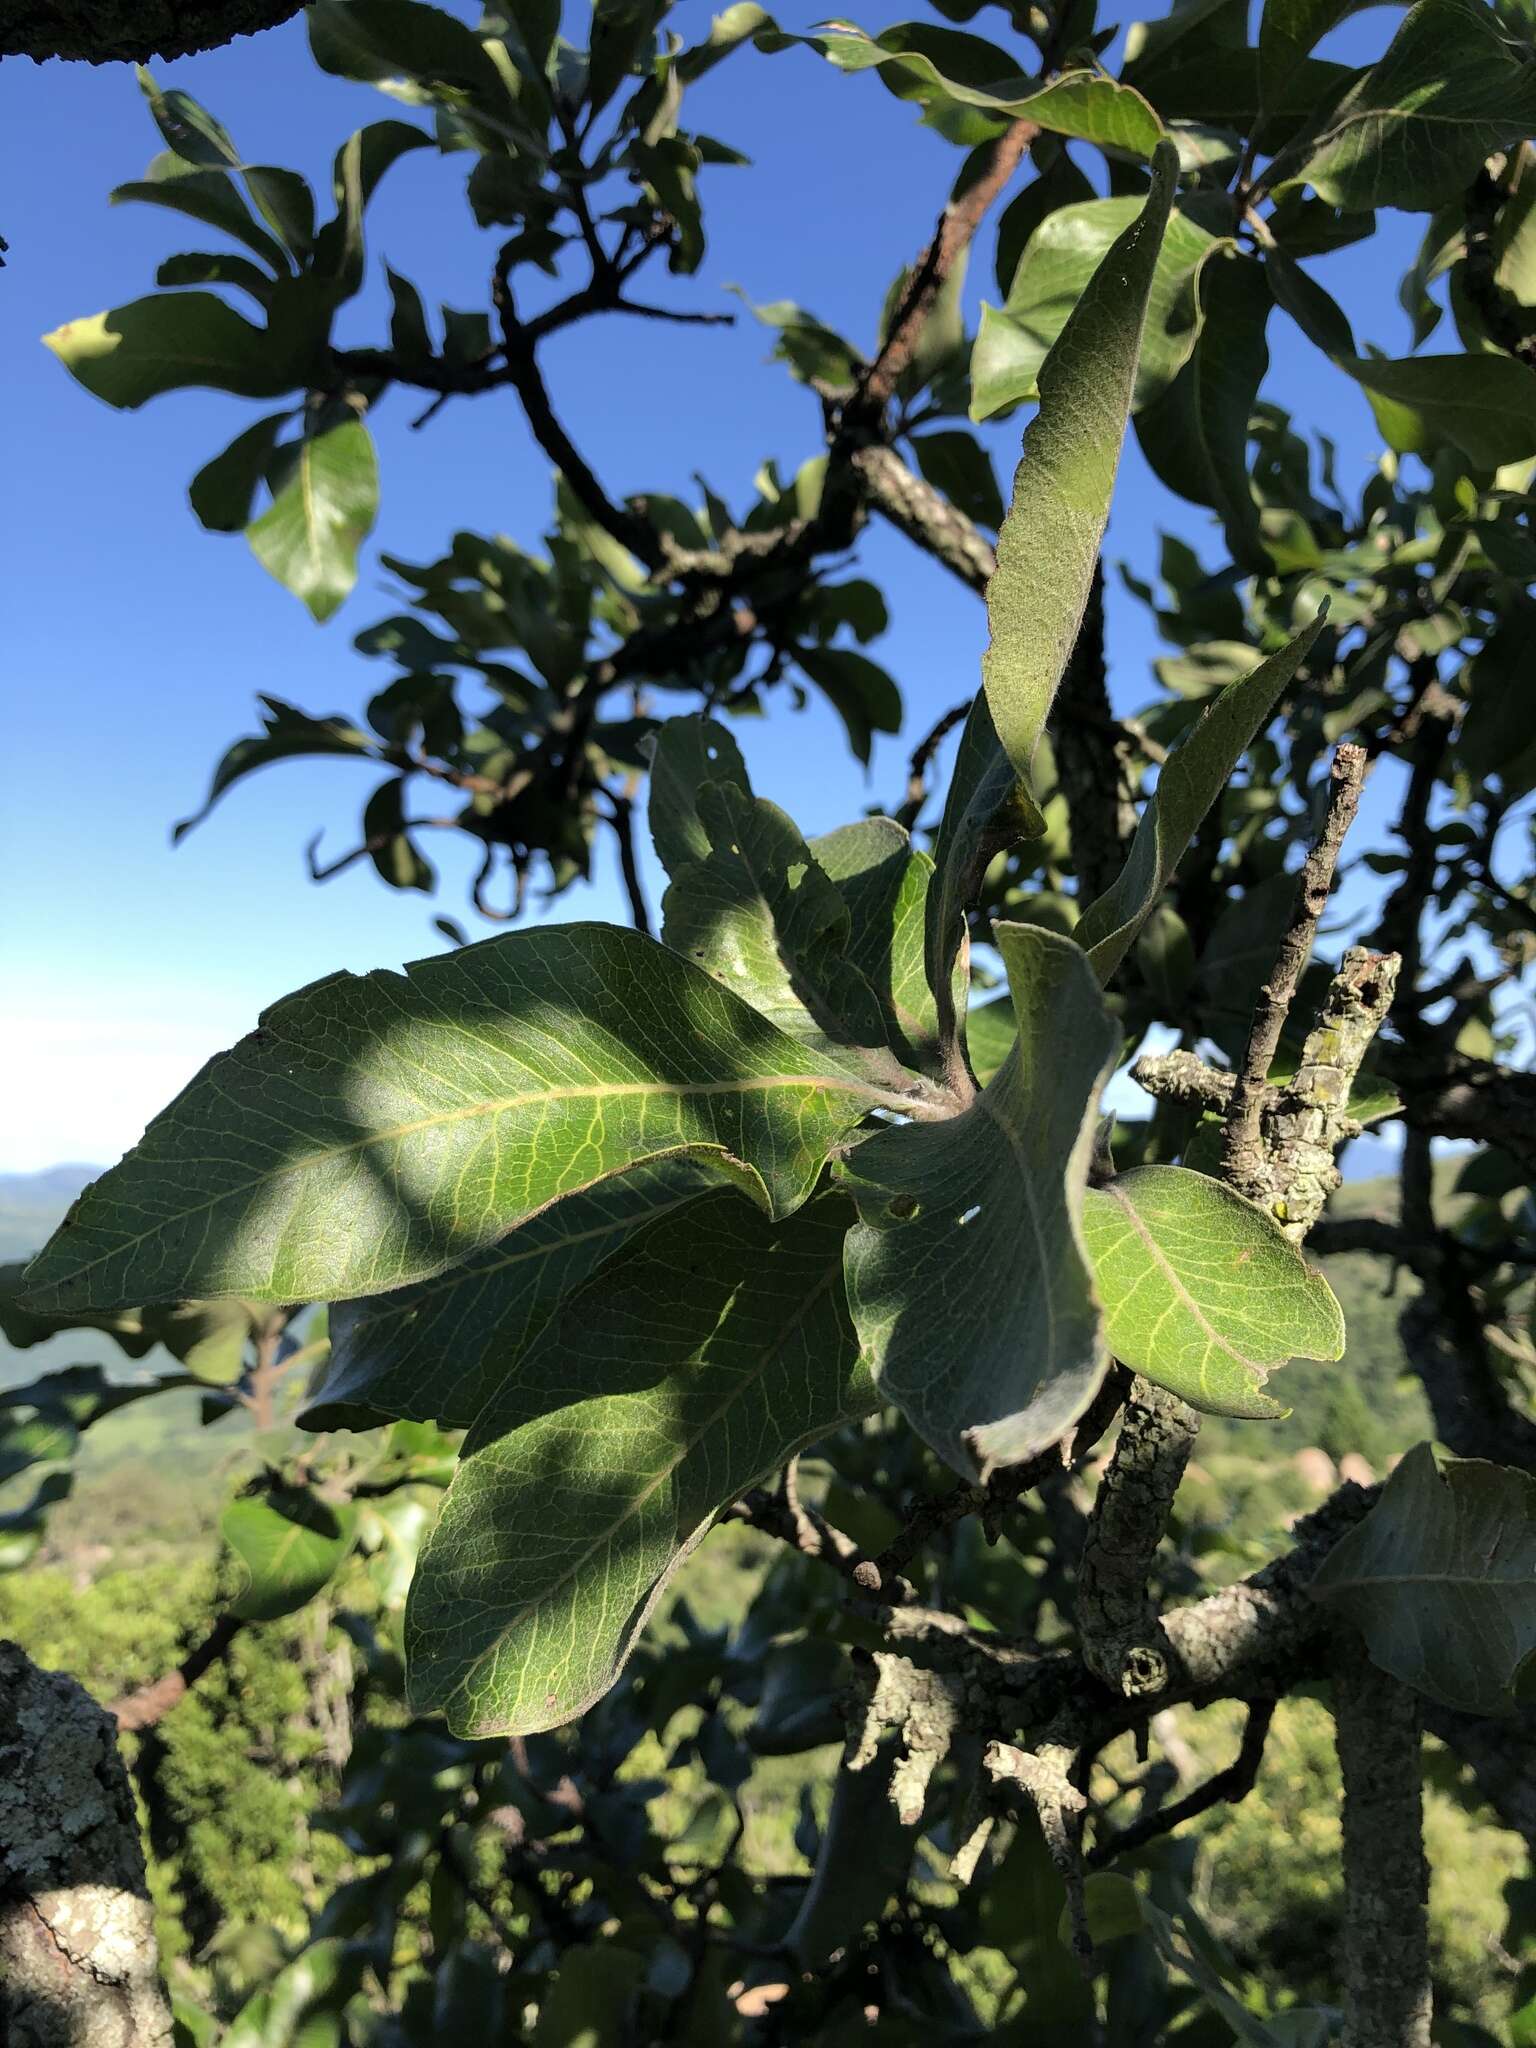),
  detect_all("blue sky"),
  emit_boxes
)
[1,1,1423,1170]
